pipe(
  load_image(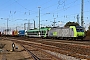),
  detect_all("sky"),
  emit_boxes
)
[0,0,90,31]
